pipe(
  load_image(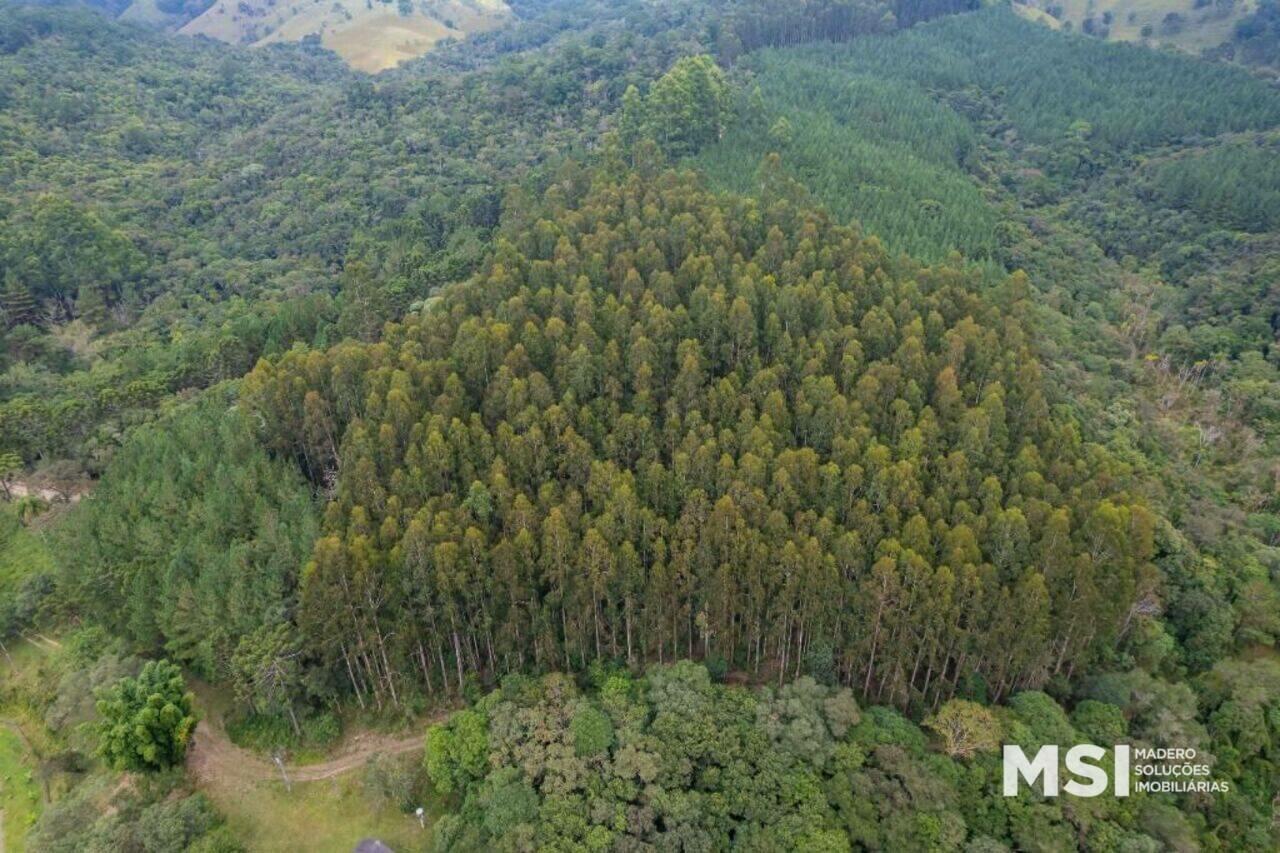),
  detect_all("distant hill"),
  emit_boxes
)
[1013,0,1256,55]
[177,0,510,72]
[118,0,215,31]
